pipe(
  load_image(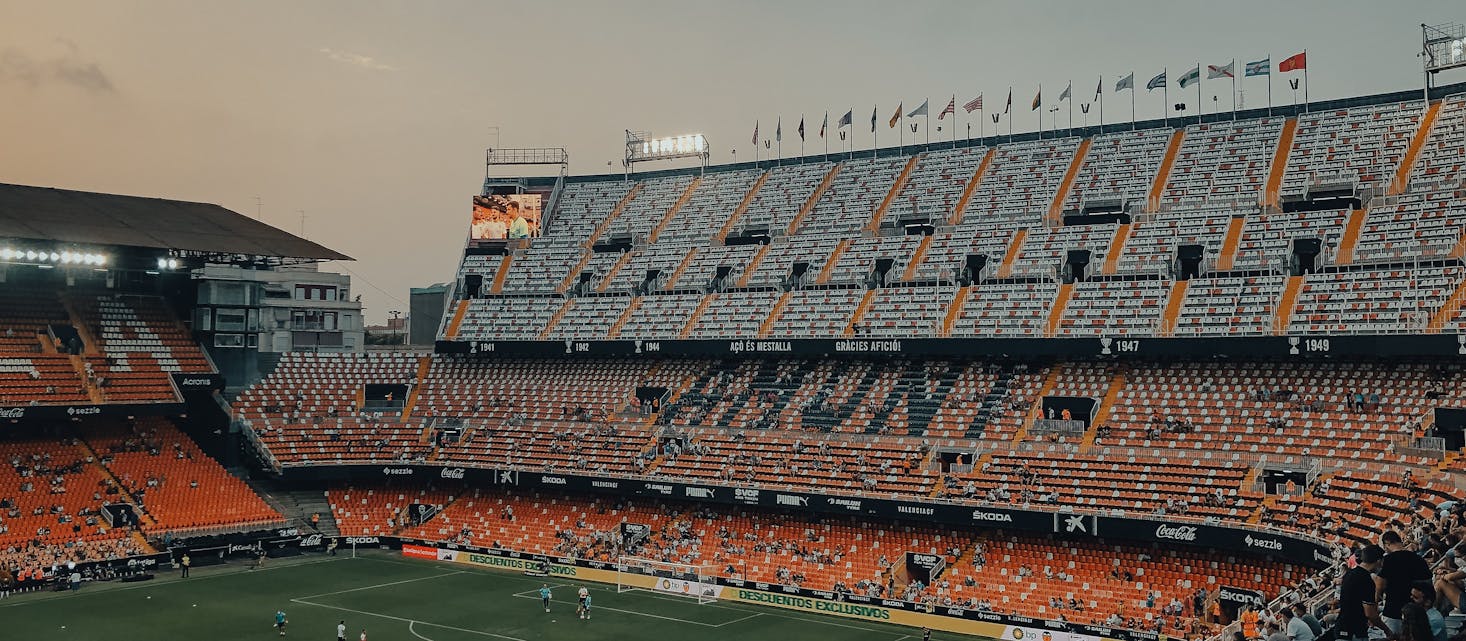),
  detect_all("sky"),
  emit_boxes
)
[1,0,1462,323]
